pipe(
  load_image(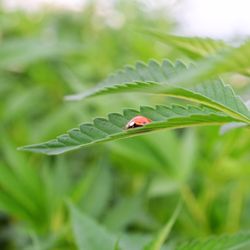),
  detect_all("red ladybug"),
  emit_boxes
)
[125,115,152,129]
